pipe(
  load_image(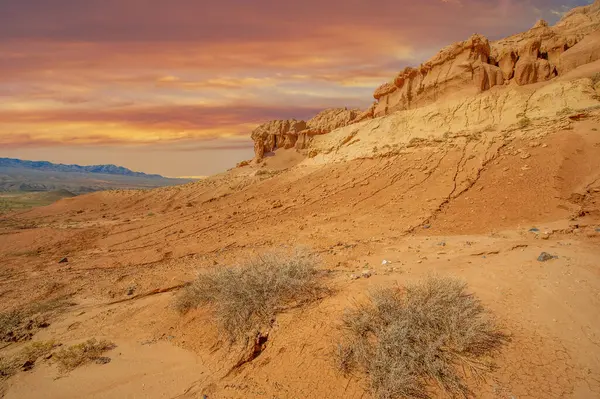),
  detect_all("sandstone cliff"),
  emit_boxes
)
[372,34,505,118]
[251,108,360,160]
[372,0,600,118]
[305,73,600,165]
[249,0,600,160]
